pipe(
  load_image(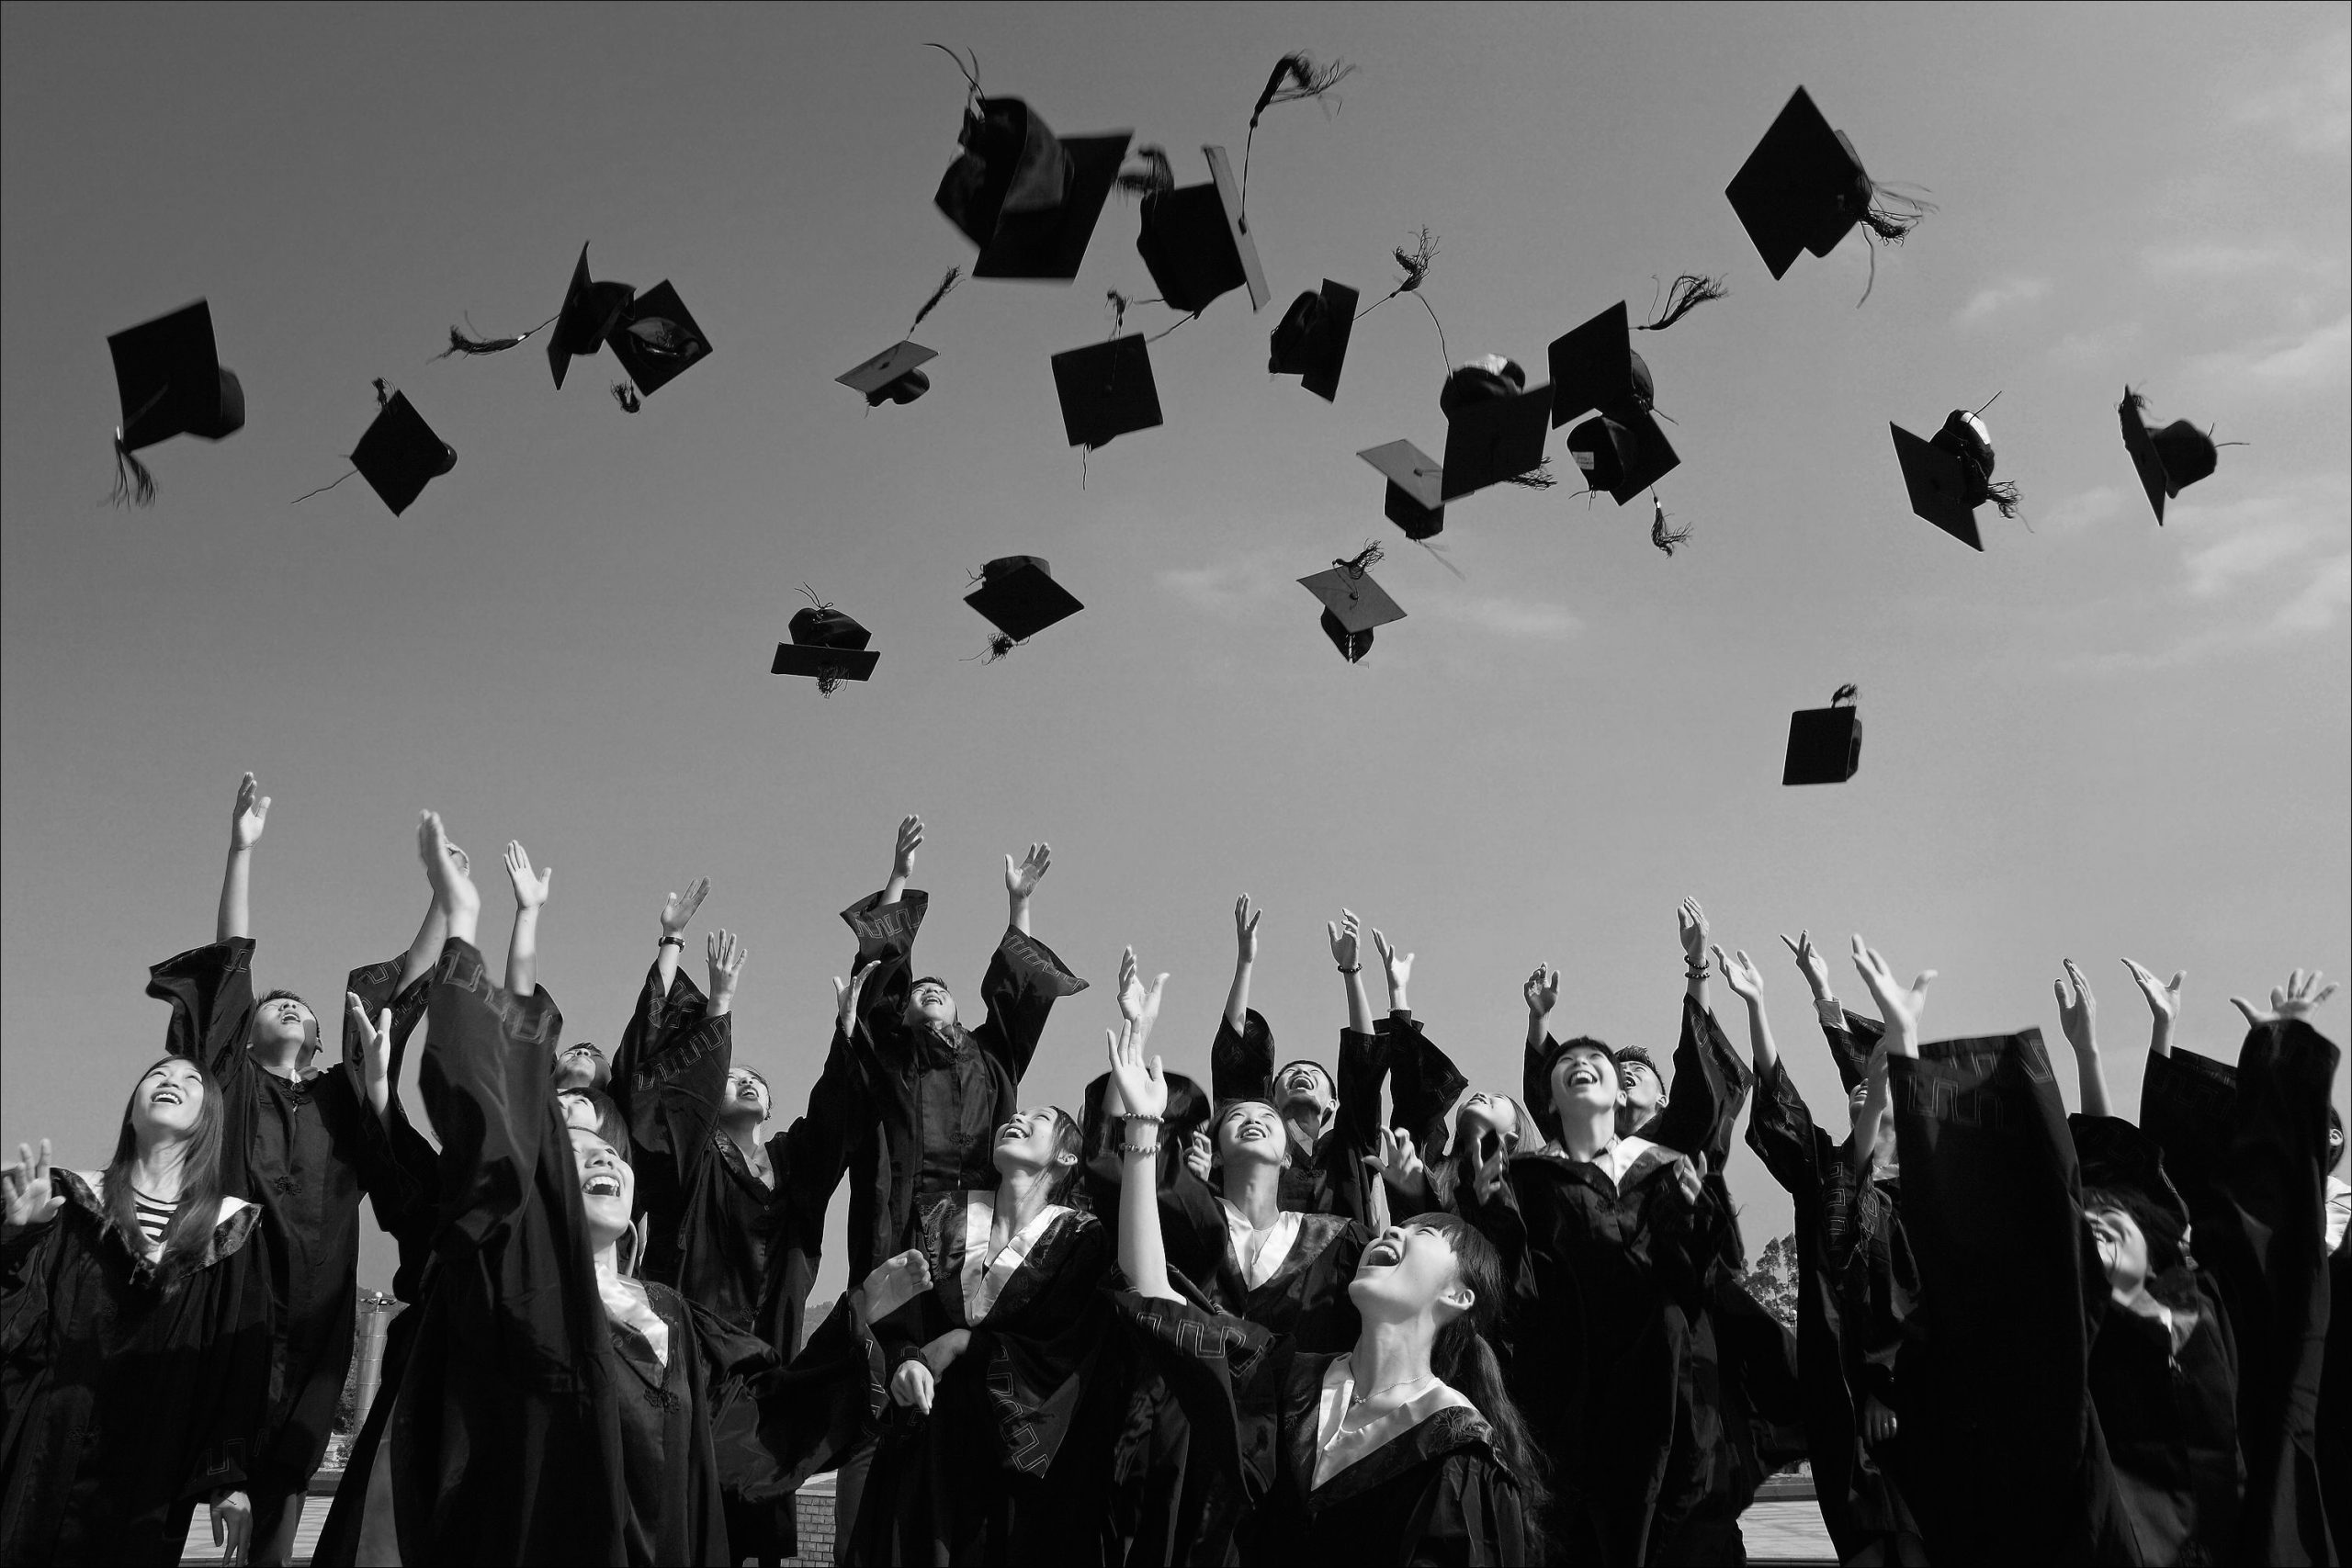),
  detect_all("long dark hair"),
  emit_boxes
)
[1041,1107,1085,1206]
[103,1055,232,1292]
[1414,1212,1554,1522]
